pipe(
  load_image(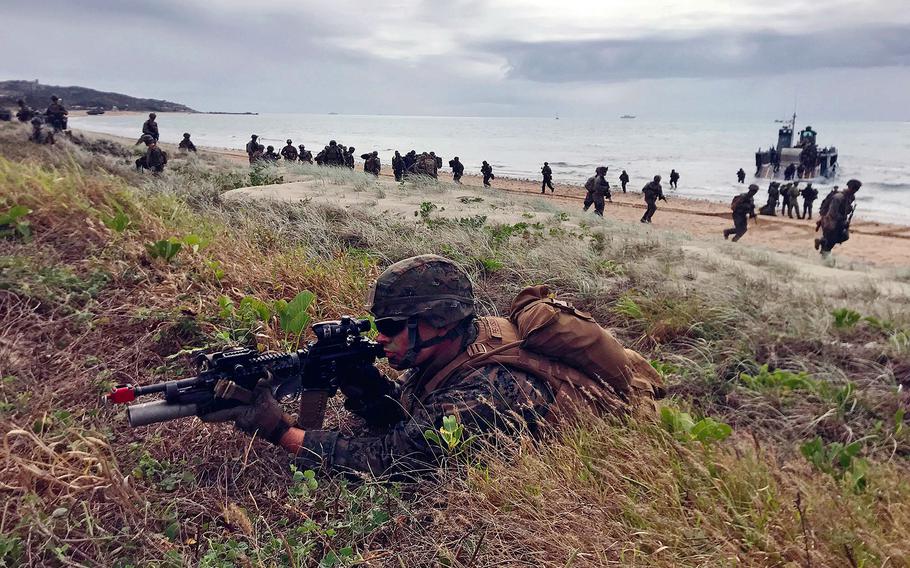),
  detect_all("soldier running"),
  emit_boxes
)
[583,166,611,216]
[640,175,666,224]
[481,161,494,187]
[815,179,862,256]
[723,184,759,242]
[449,157,464,184]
